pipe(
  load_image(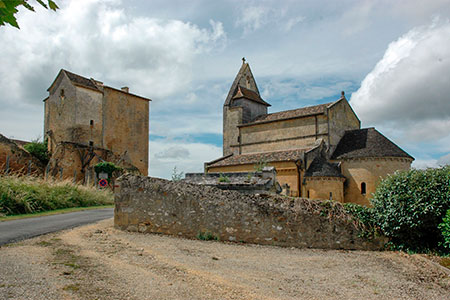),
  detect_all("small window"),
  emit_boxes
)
[90,120,94,126]
[89,141,94,147]
[60,89,65,97]
[329,192,333,200]
[361,182,366,195]
[307,190,310,198]
[237,136,240,143]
